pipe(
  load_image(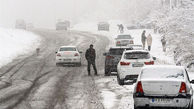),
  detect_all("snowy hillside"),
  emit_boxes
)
[144,0,194,70]
[0,28,40,68]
